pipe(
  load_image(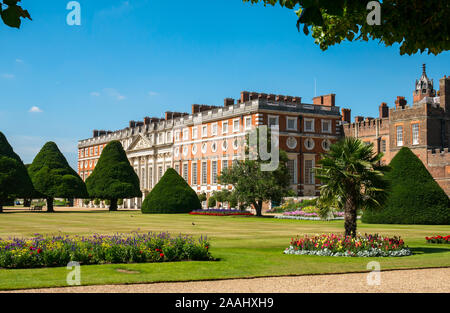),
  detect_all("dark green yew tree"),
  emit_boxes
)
[85,141,141,211]
[28,142,87,212]
[362,147,450,225]
[0,131,34,212]
[142,168,201,214]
